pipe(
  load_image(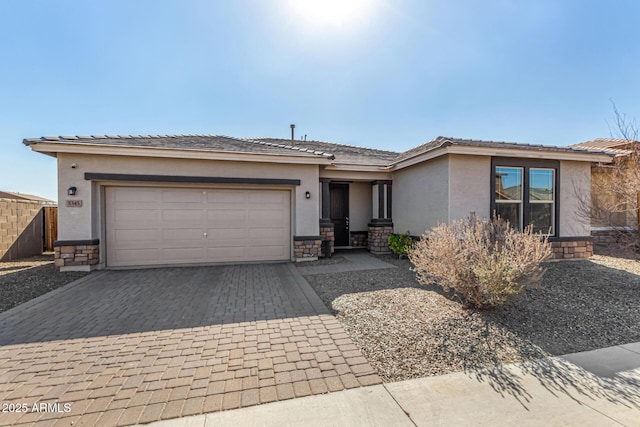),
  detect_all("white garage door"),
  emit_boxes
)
[105,186,291,267]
